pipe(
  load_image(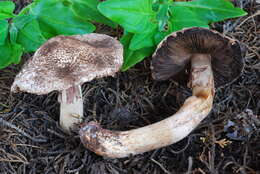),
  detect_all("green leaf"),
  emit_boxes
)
[9,23,18,44]
[169,6,209,32]
[98,0,157,33]
[156,3,170,31]
[120,31,133,46]
[129,28,157,50]
[172,0,247,23]
[12,15,47,52]
[72,0,116,28]
[12,14,36,29]
[122,47,154,71]
[0,1,15,19]
[17,3,37,16]
[0,41,23,69]
[120,32,155,71]
[119,0,247,71]
[152,6,210,46]
[154,31,169,45]
[0,20,8,45]
[29,0,95,37]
